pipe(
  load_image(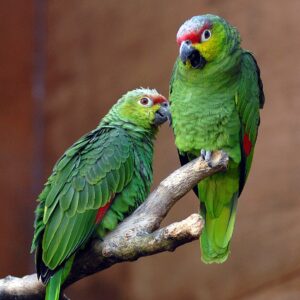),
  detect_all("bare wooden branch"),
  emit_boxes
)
[0,151,228,300]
